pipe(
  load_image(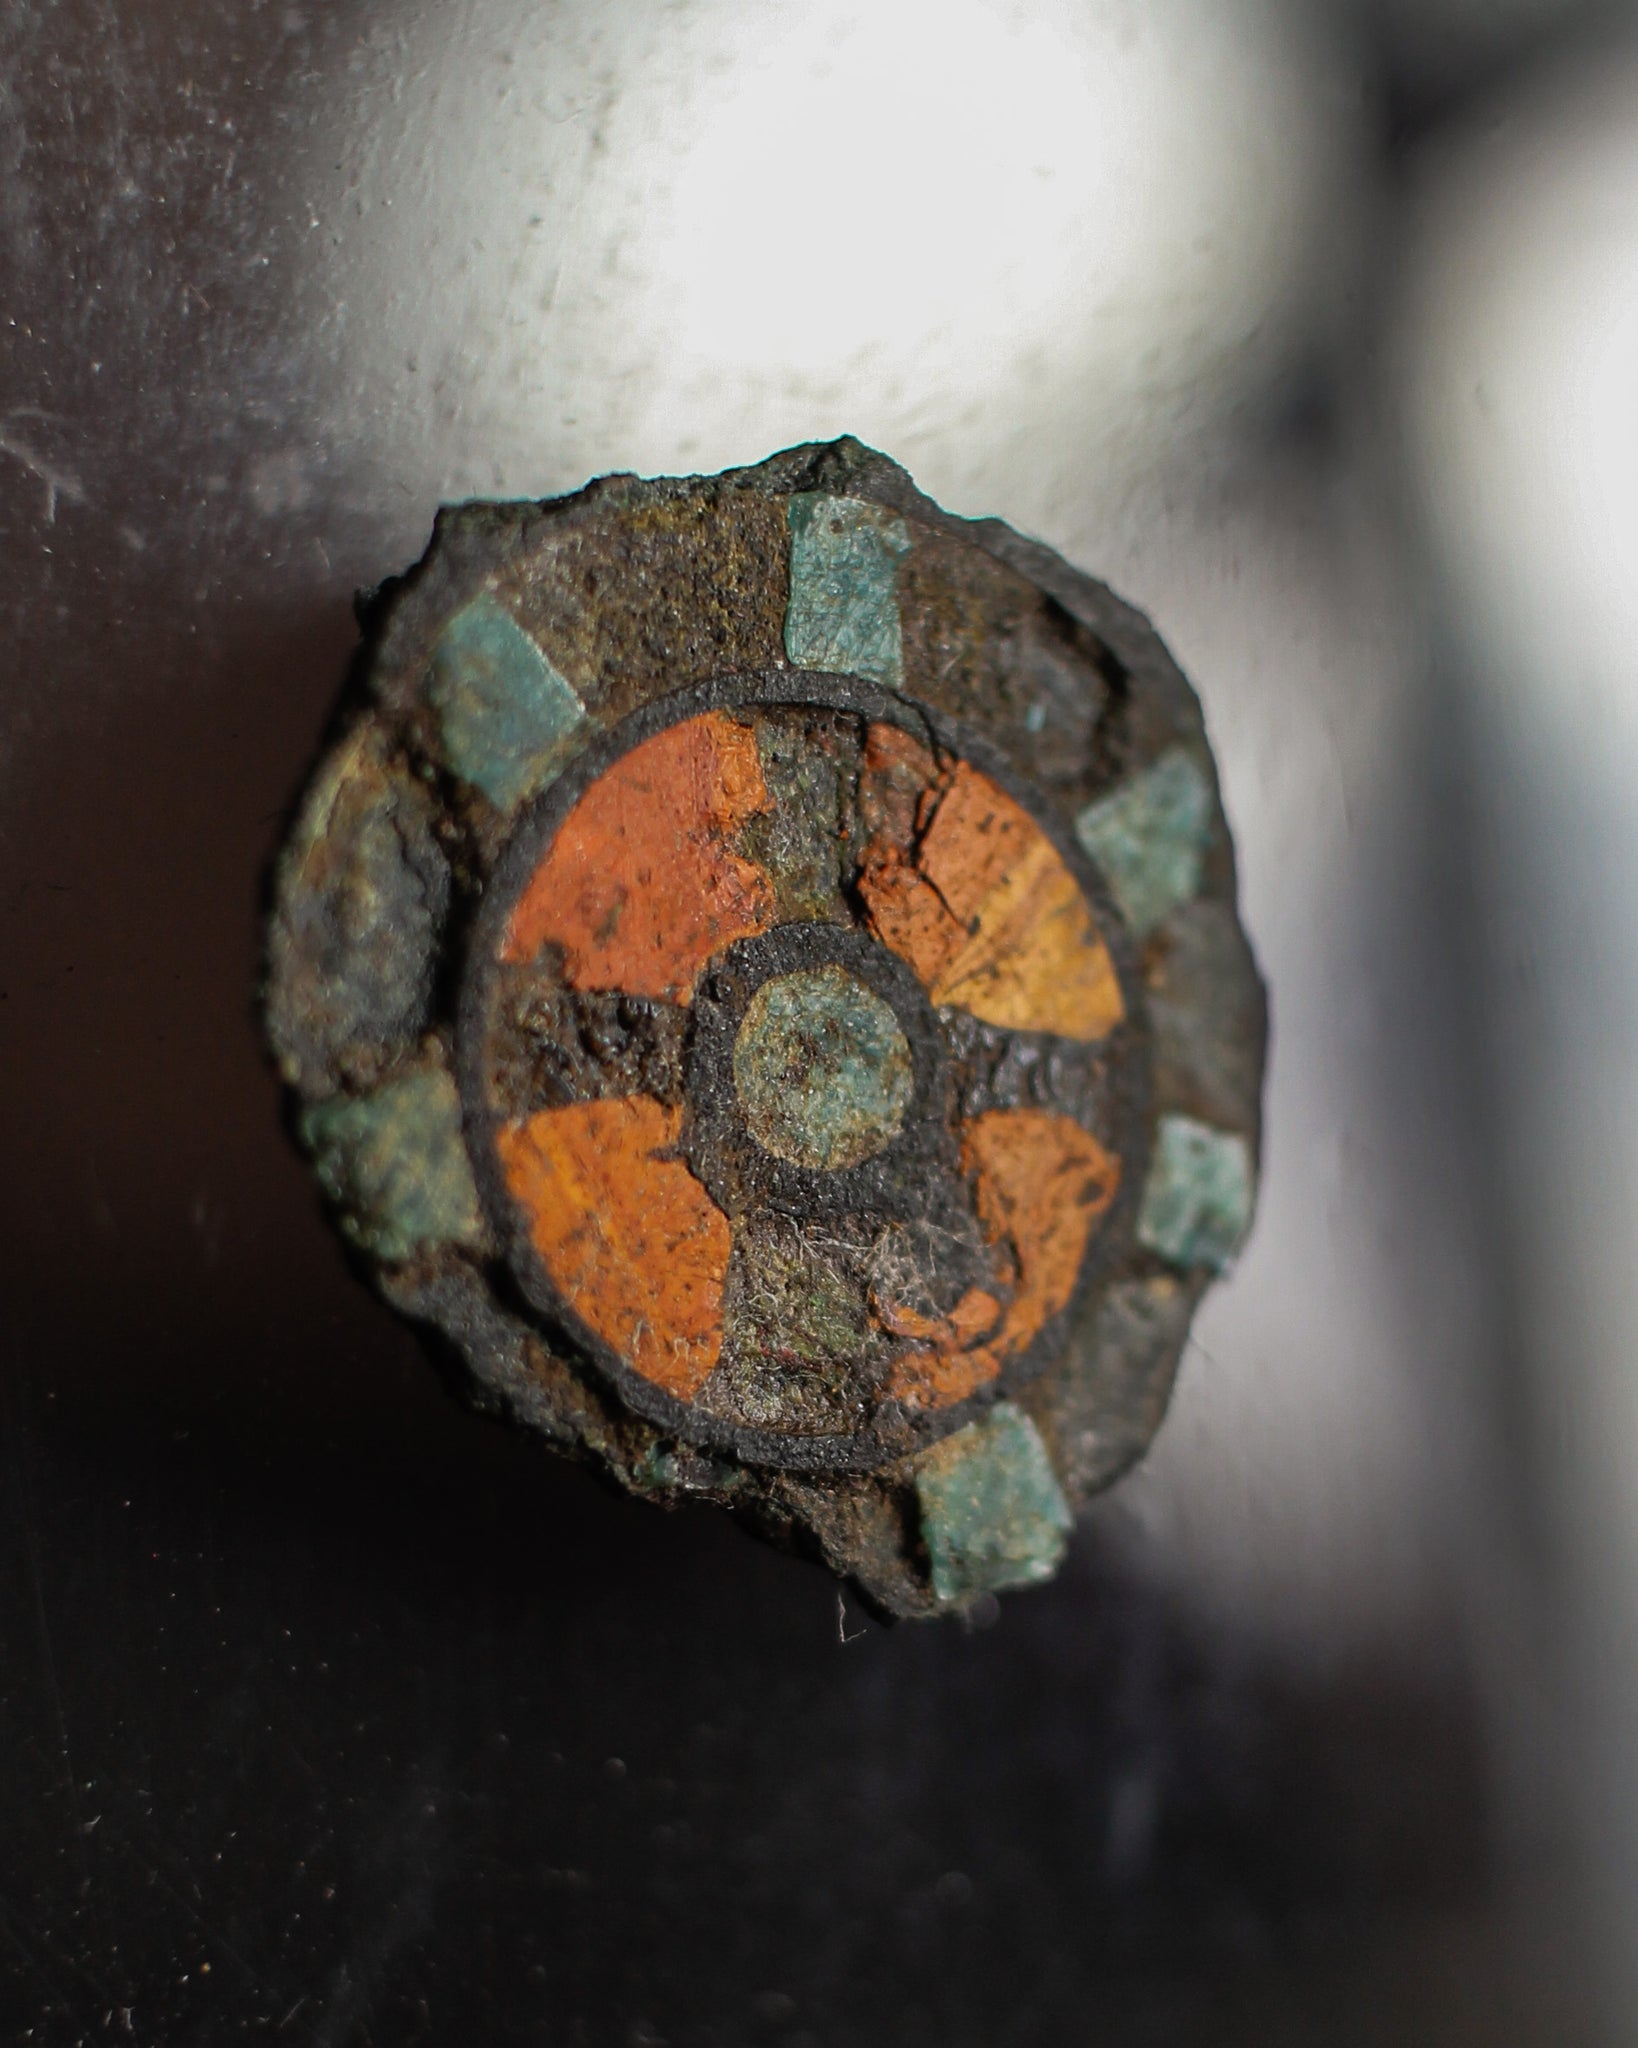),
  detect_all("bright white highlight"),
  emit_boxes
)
[1401,46,1638,768]
[1398,42,1638,2020]
[304,0,1354,545]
